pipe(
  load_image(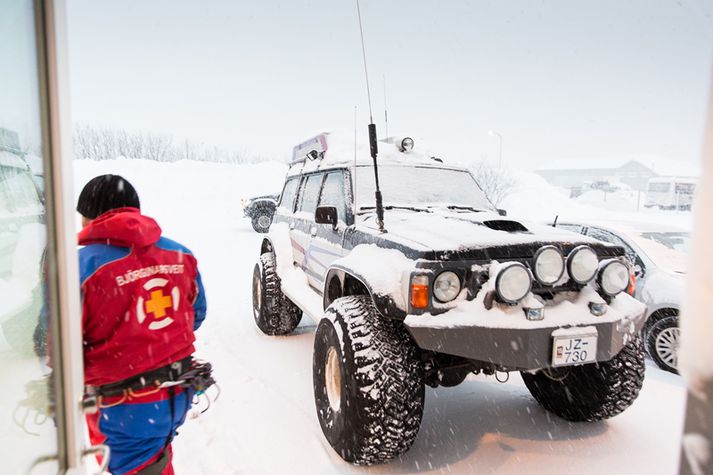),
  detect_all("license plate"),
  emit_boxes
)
[552,332,598,367]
